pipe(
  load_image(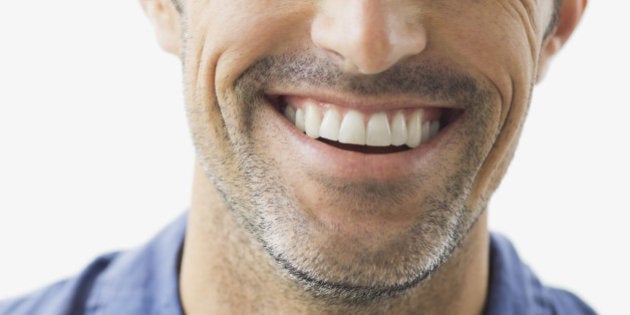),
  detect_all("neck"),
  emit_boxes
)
[180,163,489,315]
